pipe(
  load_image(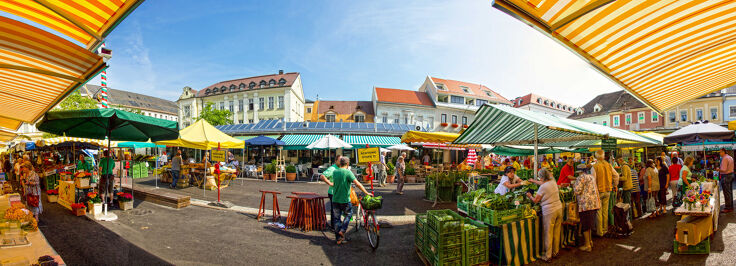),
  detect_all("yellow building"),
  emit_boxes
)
[663,92,723,129]
[309,100,374,122]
